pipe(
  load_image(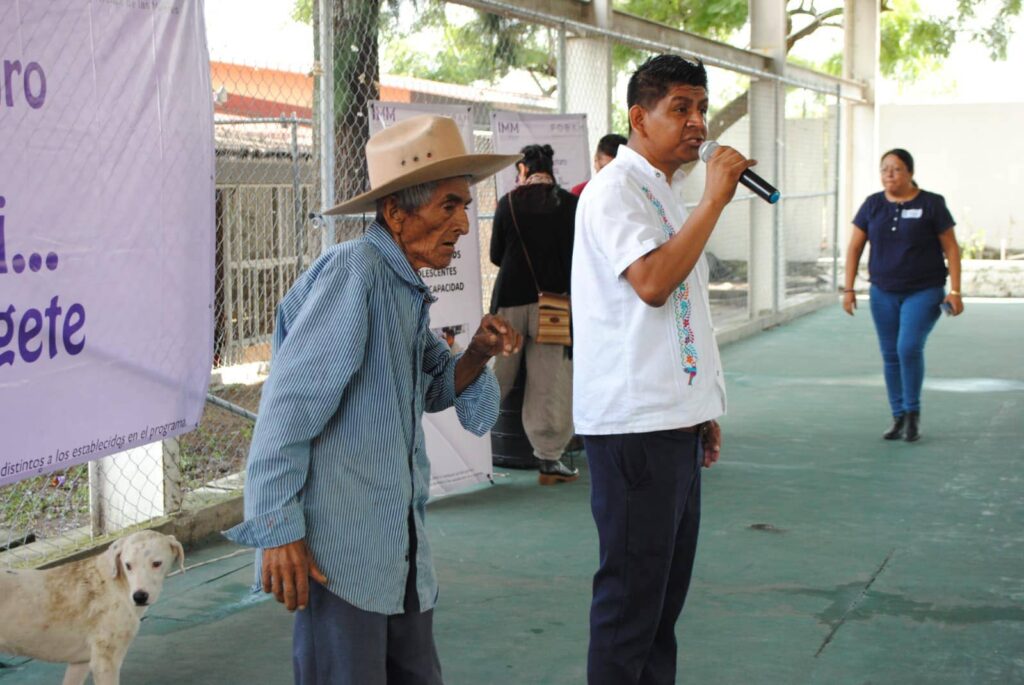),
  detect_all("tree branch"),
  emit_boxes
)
[786,7,844,51]
[708,91,749,143]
